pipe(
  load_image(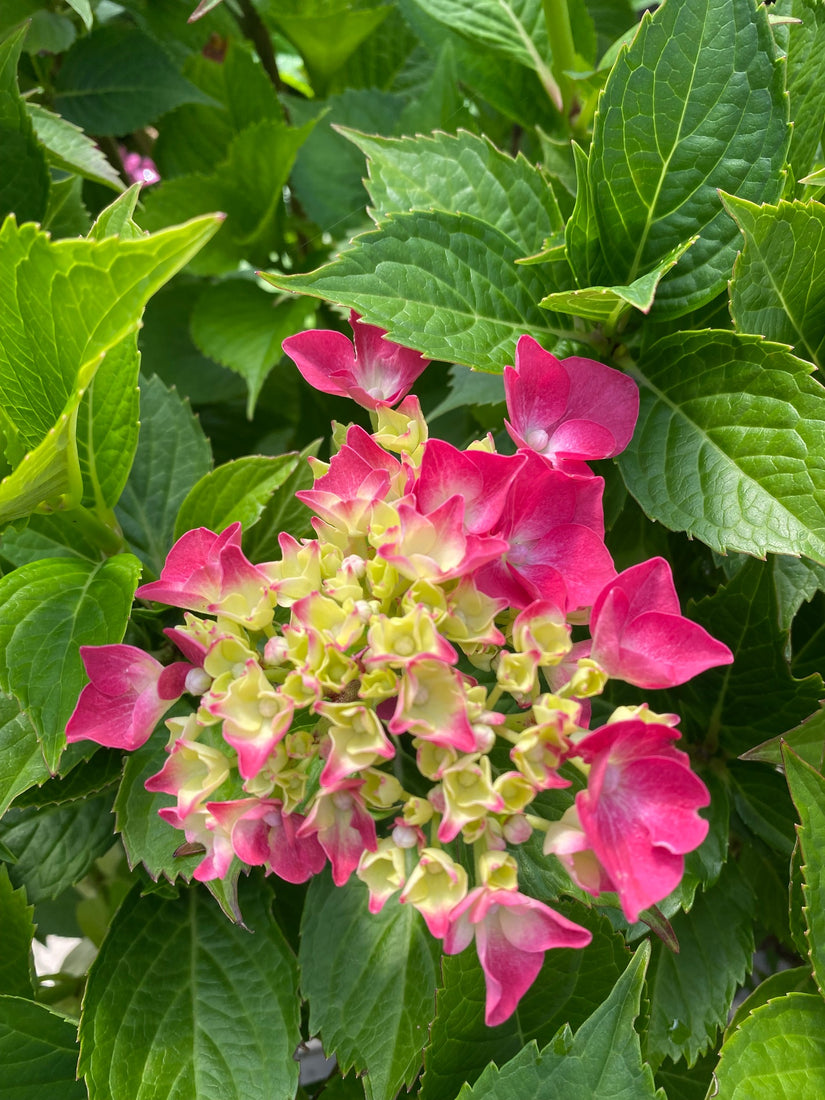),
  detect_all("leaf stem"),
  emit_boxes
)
[542,0,577,115]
